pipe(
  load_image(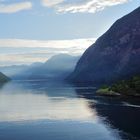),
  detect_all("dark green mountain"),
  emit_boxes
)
[0,72,10,83]
[68,7,140,84]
